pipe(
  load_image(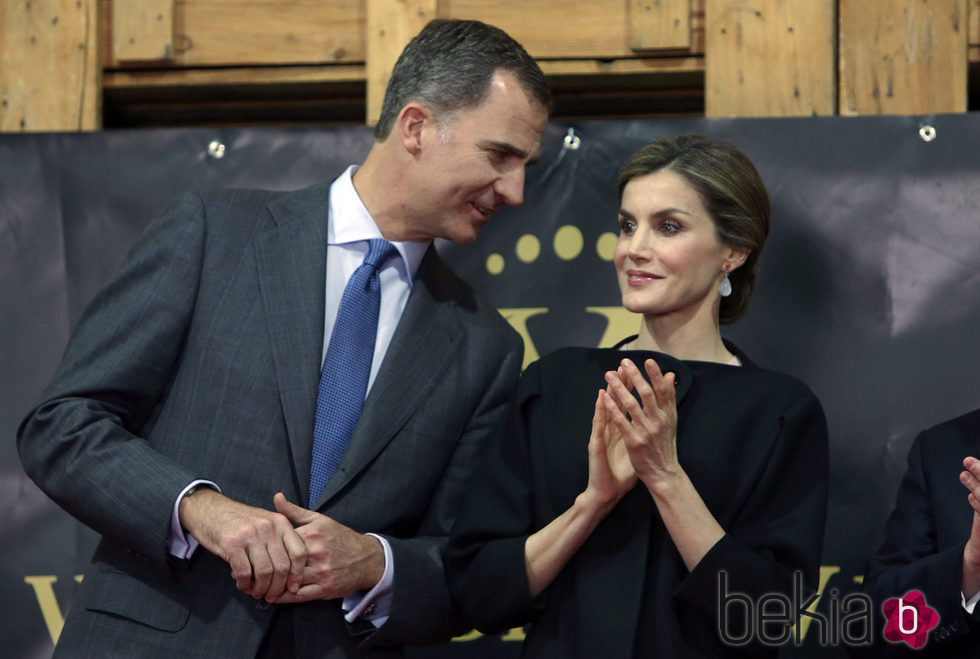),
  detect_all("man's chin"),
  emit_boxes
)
[447,222,484,245]
[450,231,480,245]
